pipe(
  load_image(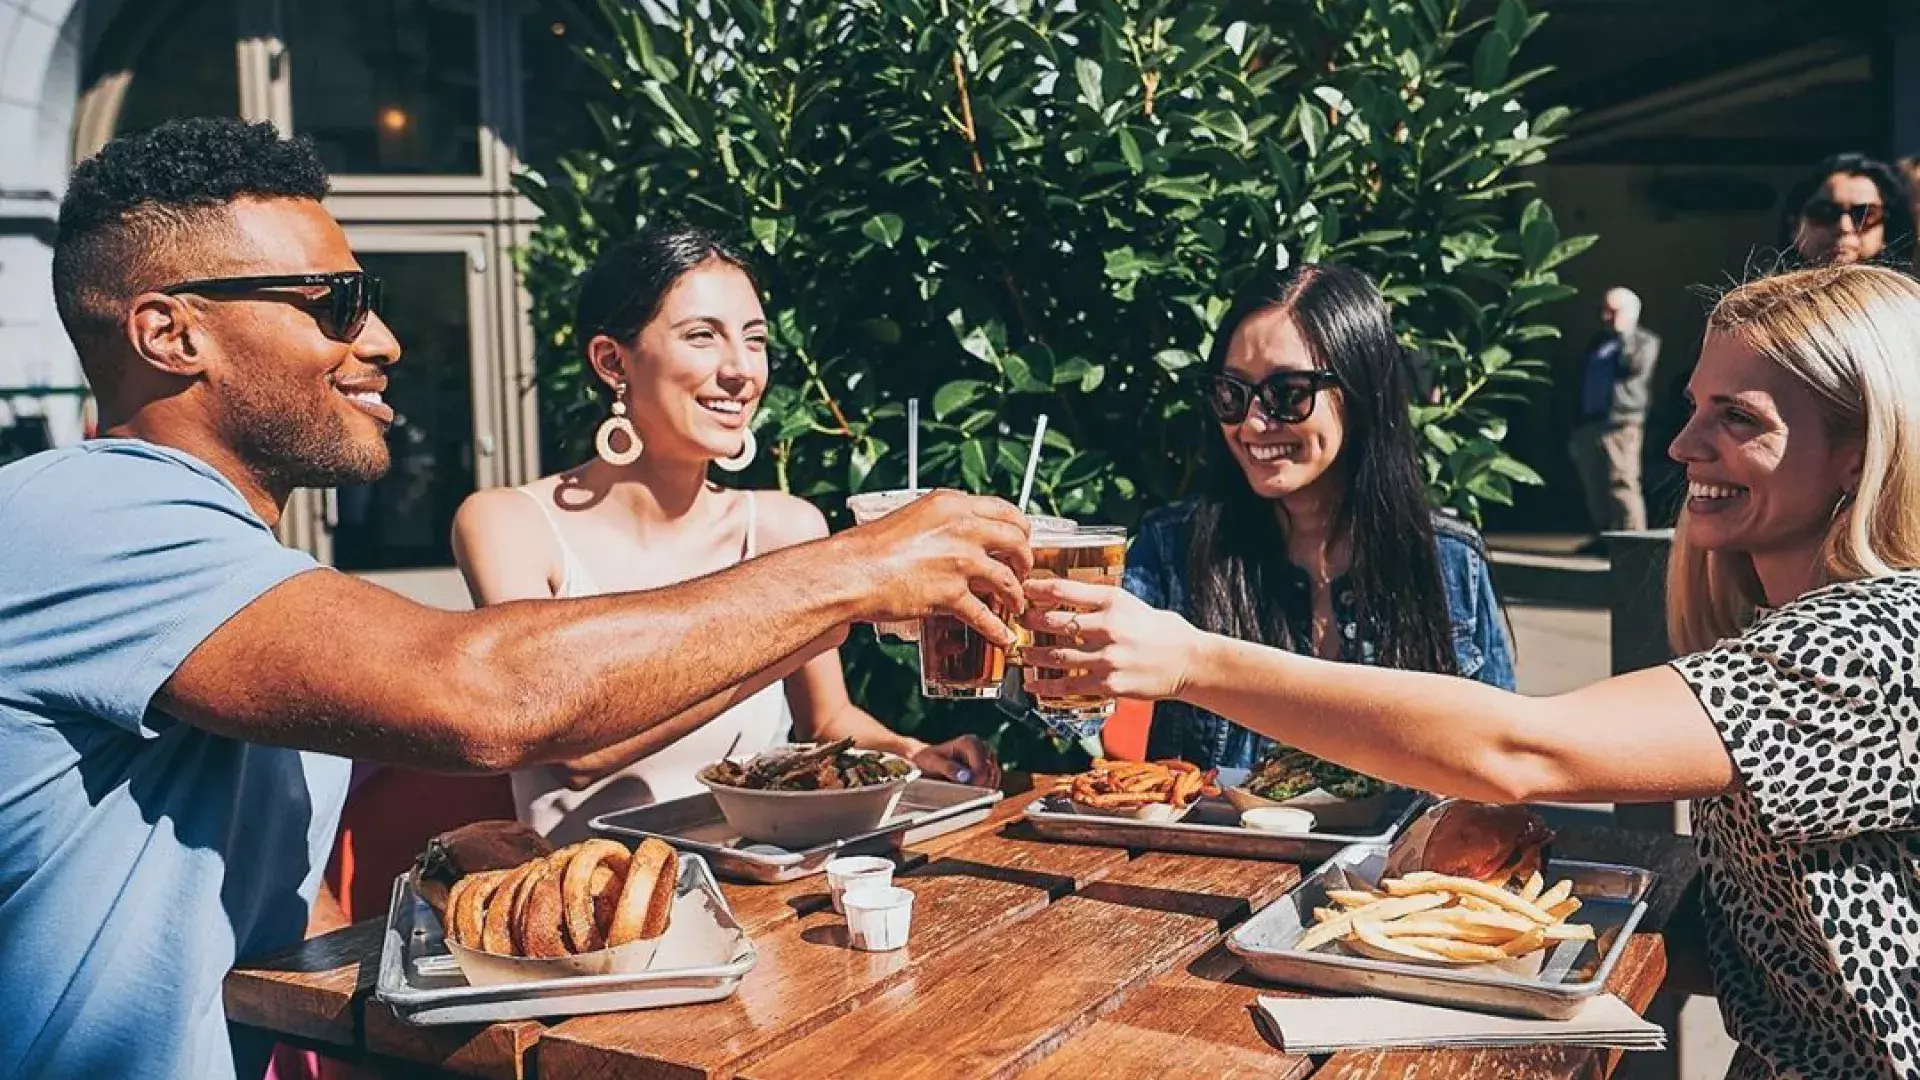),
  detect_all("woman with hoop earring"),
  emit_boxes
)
[453,223,998,844]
